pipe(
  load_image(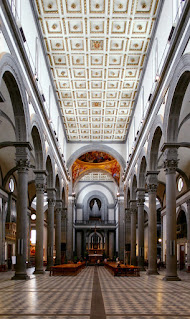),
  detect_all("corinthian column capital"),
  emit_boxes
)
[146,171,159,194]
